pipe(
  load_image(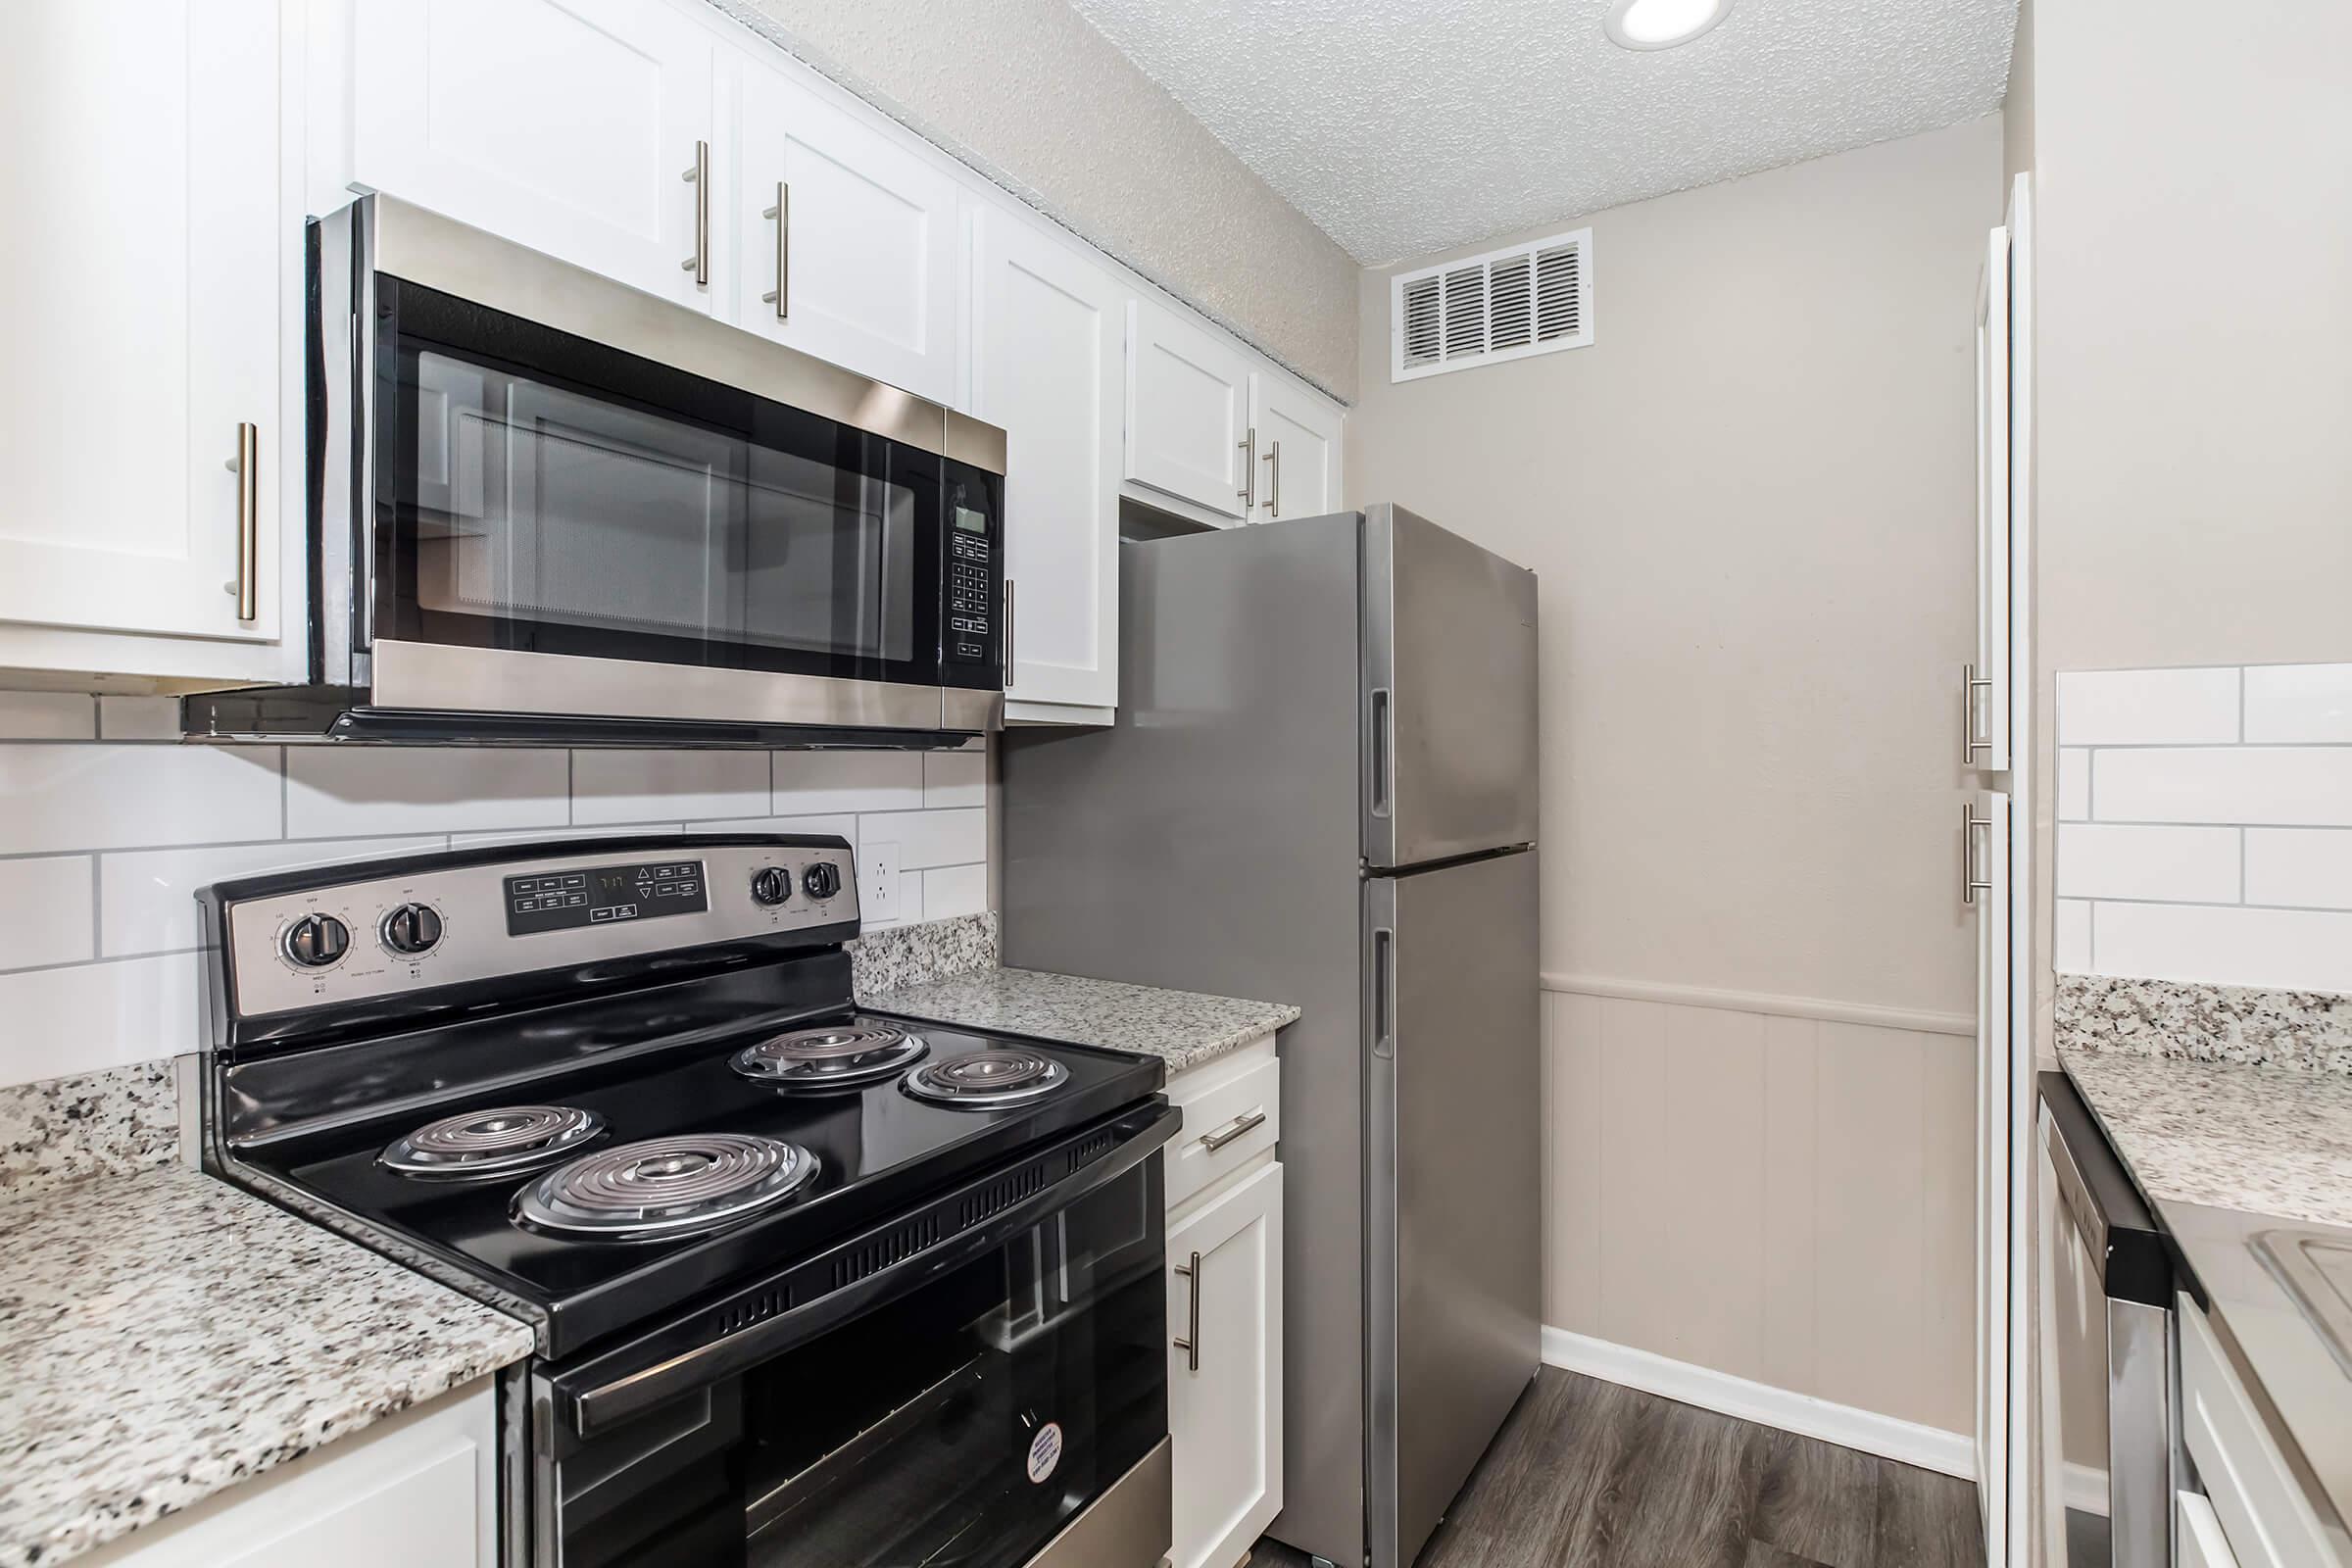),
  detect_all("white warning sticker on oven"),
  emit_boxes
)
[1026,1420,1063,1485]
